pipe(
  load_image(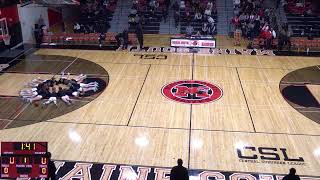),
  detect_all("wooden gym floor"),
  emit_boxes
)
[0,48,319,176]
